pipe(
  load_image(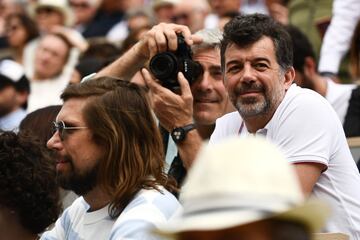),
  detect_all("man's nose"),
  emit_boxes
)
[240,63,256,83]
[196,71,214,92]
[47,131,62,150]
